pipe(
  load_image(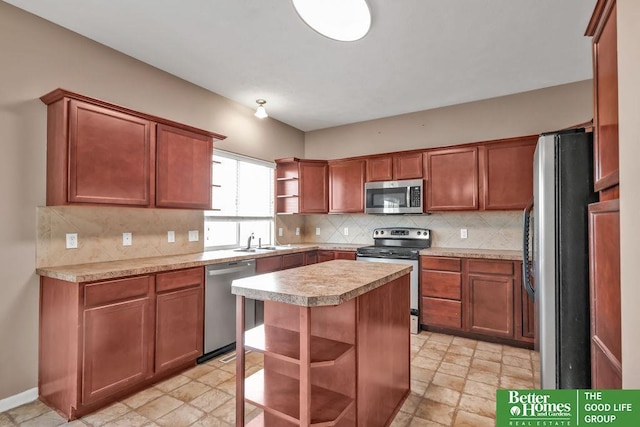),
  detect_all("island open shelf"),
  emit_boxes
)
[232,260,412,427]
